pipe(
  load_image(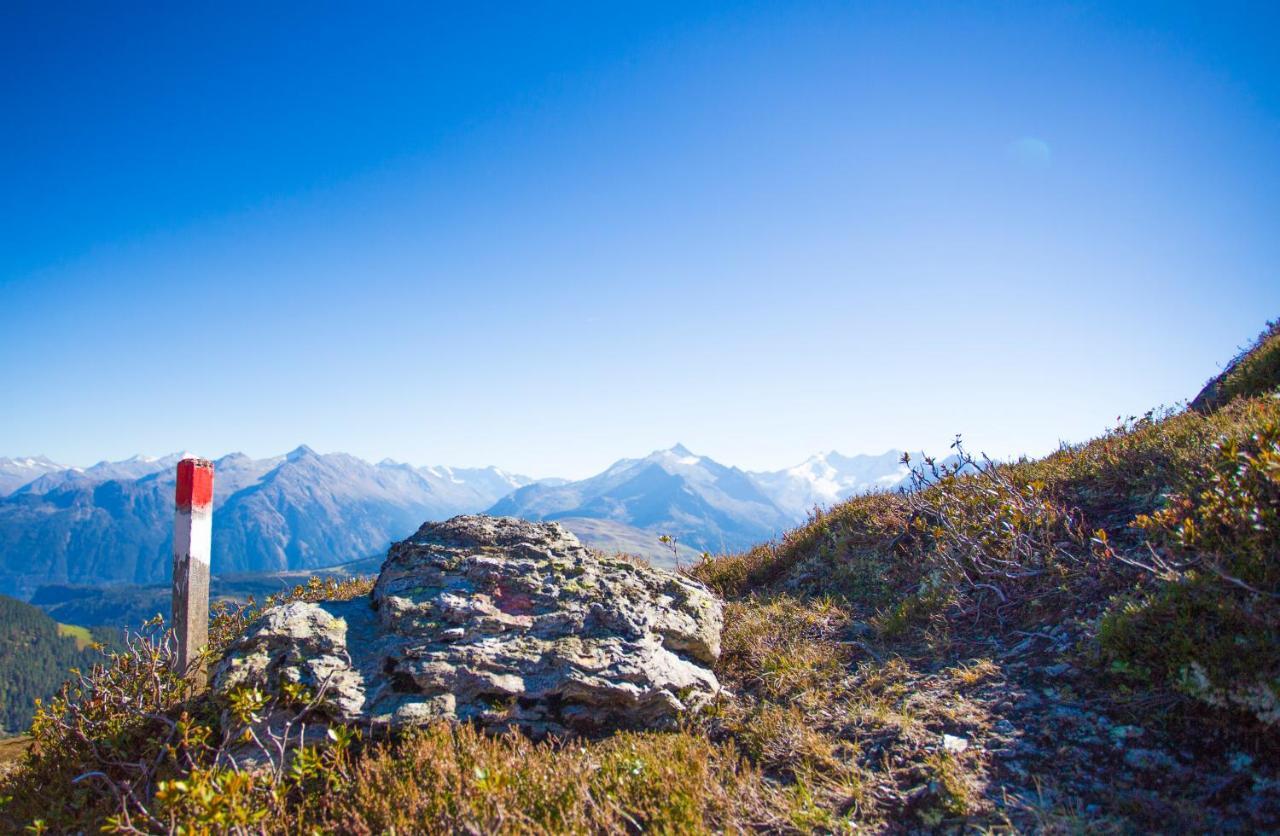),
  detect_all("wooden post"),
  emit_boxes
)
[173,457,214,687]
